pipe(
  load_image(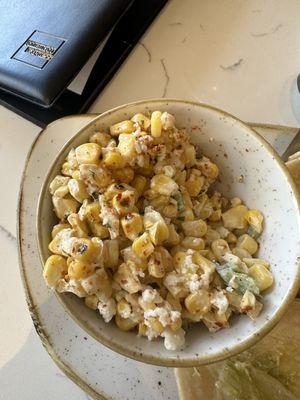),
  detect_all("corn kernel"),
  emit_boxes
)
[51,223,70,239]
[49,175,70,195]
[110,120,134,136]
[246,209,264,234]
[146,317,164,334]
[209,209,222,222]
[131,113,151,130]
[113,167,134,183]
[68,259,93,279]
[52,195,79,220]
[181,236,205,251]
[222,205,248,230]
[178,206,195,221]
[232,247,252,259]
[103,150,126,169]
[183,144,196,166]
[162,204,178,218]
[132,232,154,259]
[75,143,101,164]
[67,213,89,238]
[115,314,137,331]
[211,239,231,262]
[165,223,180,246]
[121,213,143,241]
[150,174,178,196]
[117,298,132,318]
[185,175,205,197]
[138,322,148,336]
[103,239,119,268]
[150,111,162,137]
[118,133,136,161]
[166,292,182,311]
[249,264,274,291]
[89,131,111,146]
[132,175,147,196]
[114,262,142,293]
[198,159,219,180]
[184,290,211,315]
[79,164,112,189]
[85,295,99,310]
[182,219,207,237]
[243,258,270,269]
[237,234,258,255]
[112,190,136,216]
[43,255,68,287]
[148,220,169,245]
